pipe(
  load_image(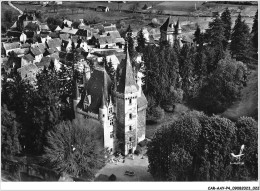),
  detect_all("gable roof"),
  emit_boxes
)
[3,42,21,50]
[60,27,71,33]
[60,33,70,41]
[36,56,51,68]
[30,47,42,56]
[98,36,115,45]
[55,25,62,31]
[117,47,138,94]
[68,28,78,35]
[76,29,91,37]
[40,23,50,31]
[12,47,29,56]
[47,38,62,49]
[23,54,35,62]
[49,52,60,60]
[104,26,117,32]
[78,67,112,114]
[106,31,121,39]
